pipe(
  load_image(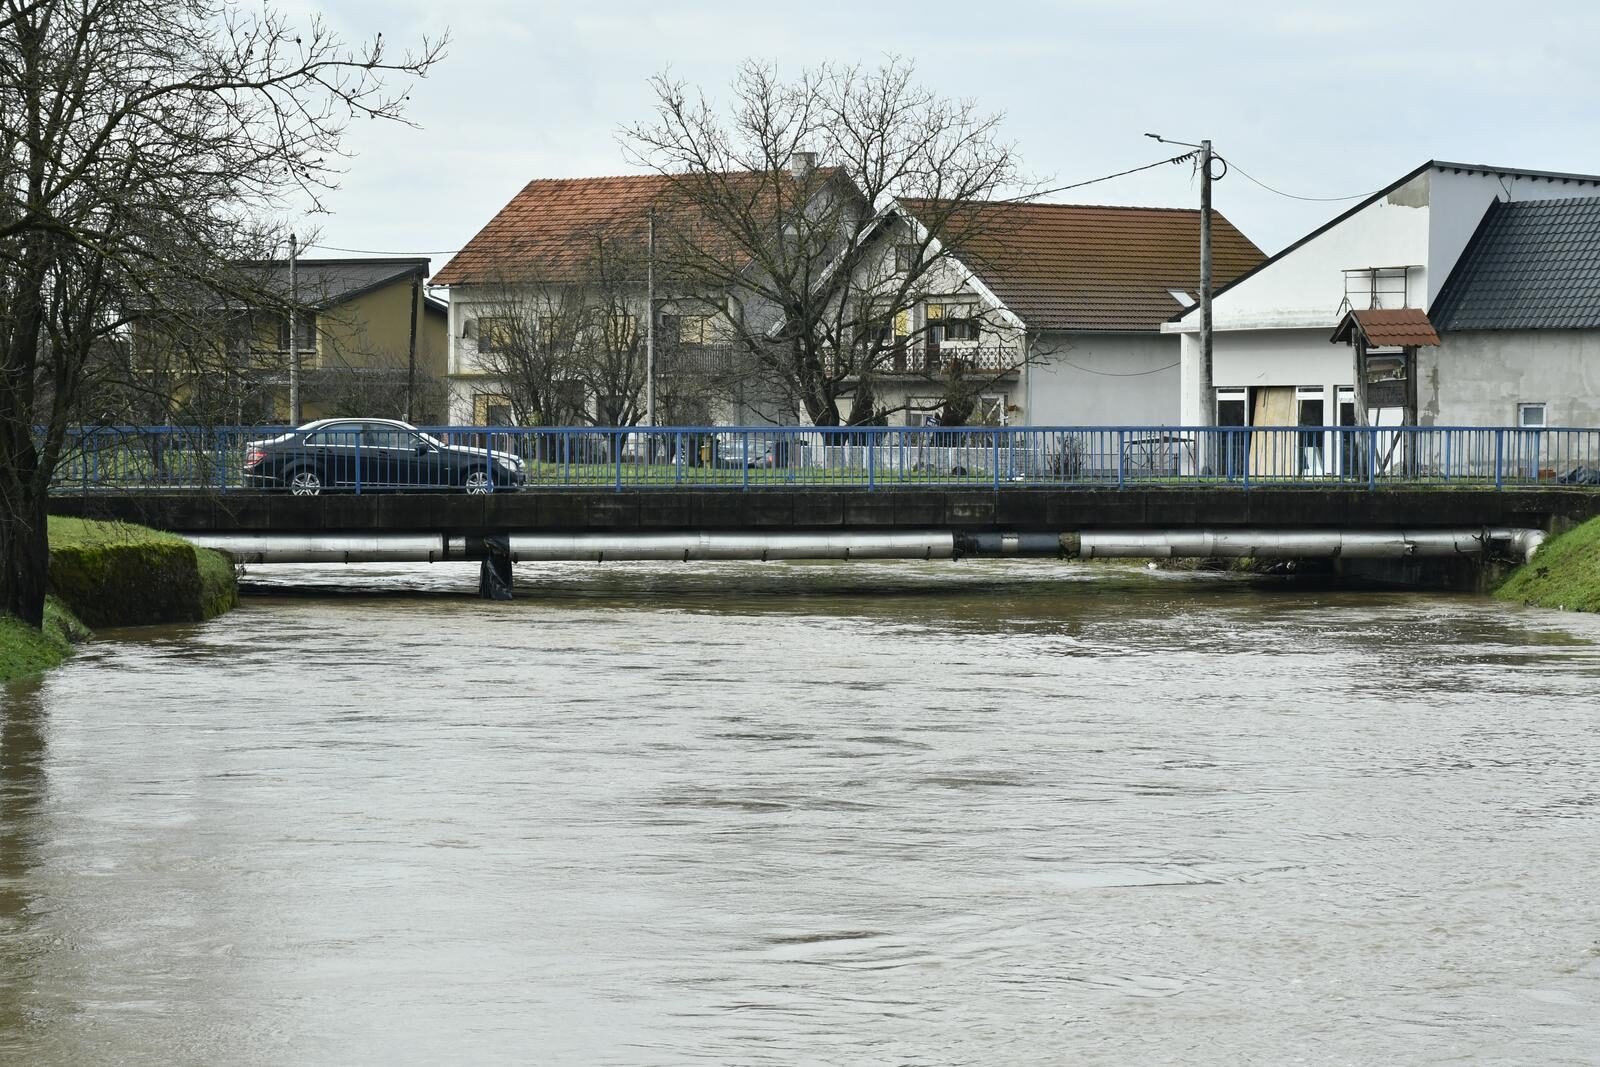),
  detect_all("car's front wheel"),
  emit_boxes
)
[463,468,493,495]
[286,467,324,496]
